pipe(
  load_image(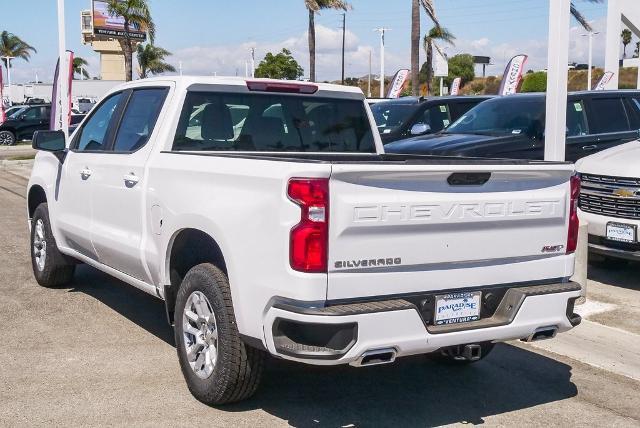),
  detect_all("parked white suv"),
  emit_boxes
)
[27,77,582,405]
[577,140,640,262]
